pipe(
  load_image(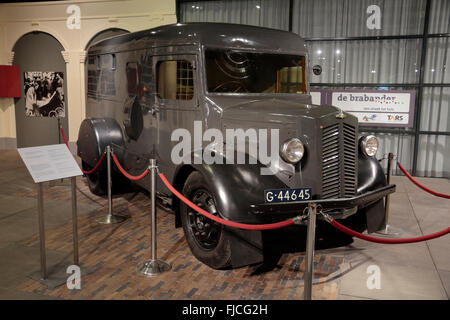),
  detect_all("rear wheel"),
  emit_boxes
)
[180,171,232,269]
[82,160,106,196]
